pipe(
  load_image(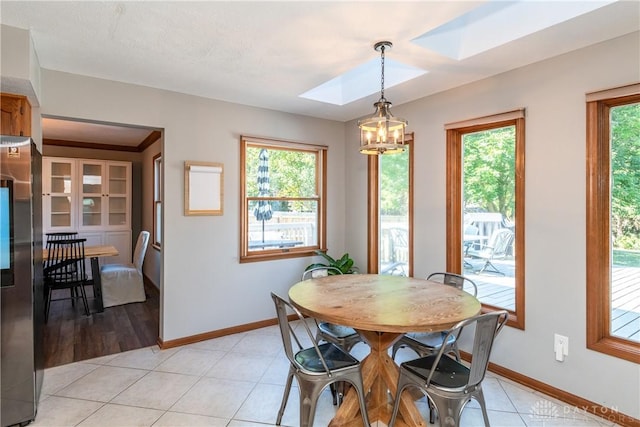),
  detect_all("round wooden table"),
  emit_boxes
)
[288,274,481,427]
